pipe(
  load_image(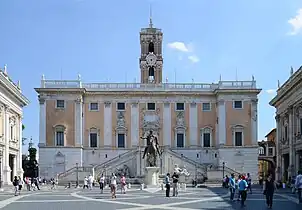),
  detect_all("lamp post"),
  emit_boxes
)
[0,150,2,189]
[76,163,79,188]
[222,162,225,178]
